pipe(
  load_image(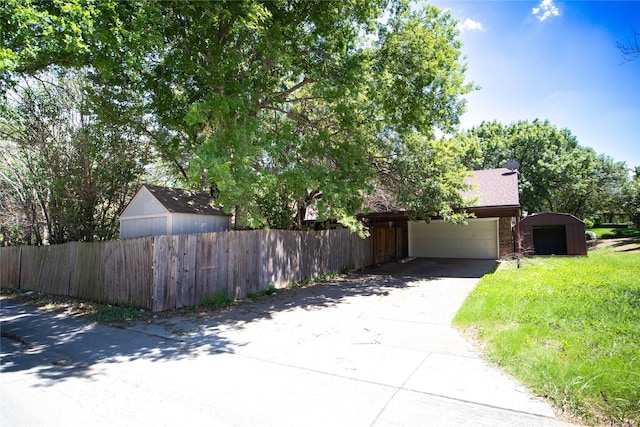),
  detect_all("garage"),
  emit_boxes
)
[408,218,499,259]
[362,168,520,260]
